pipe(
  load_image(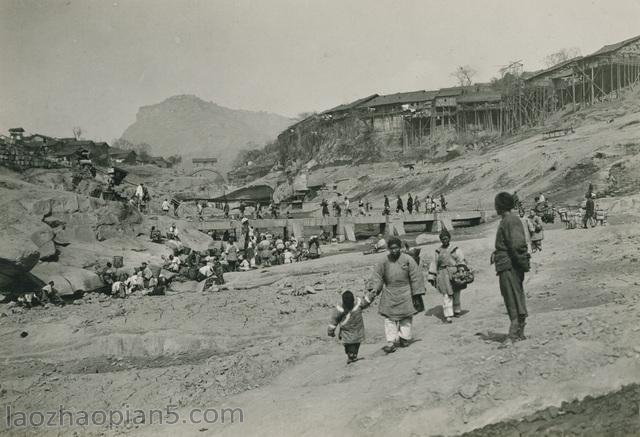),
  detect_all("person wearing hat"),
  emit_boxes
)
[427,229,468,323]
[492,192,530,346]
[328,290,365,364]
[363,236,425,353]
